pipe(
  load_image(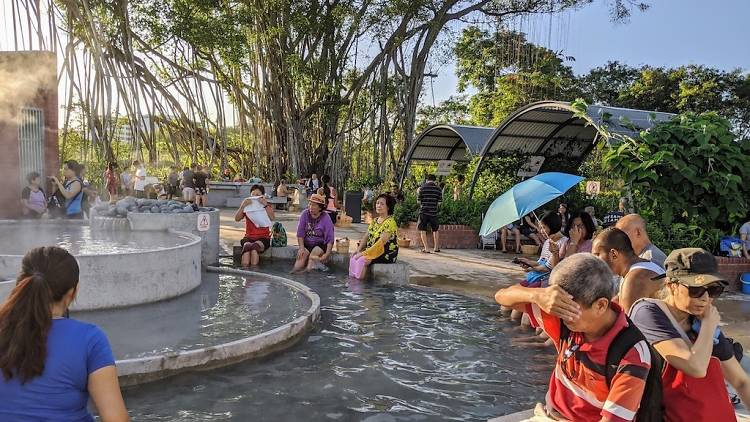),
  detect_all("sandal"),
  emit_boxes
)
[433,249,441,253]
[420,249,431,254]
